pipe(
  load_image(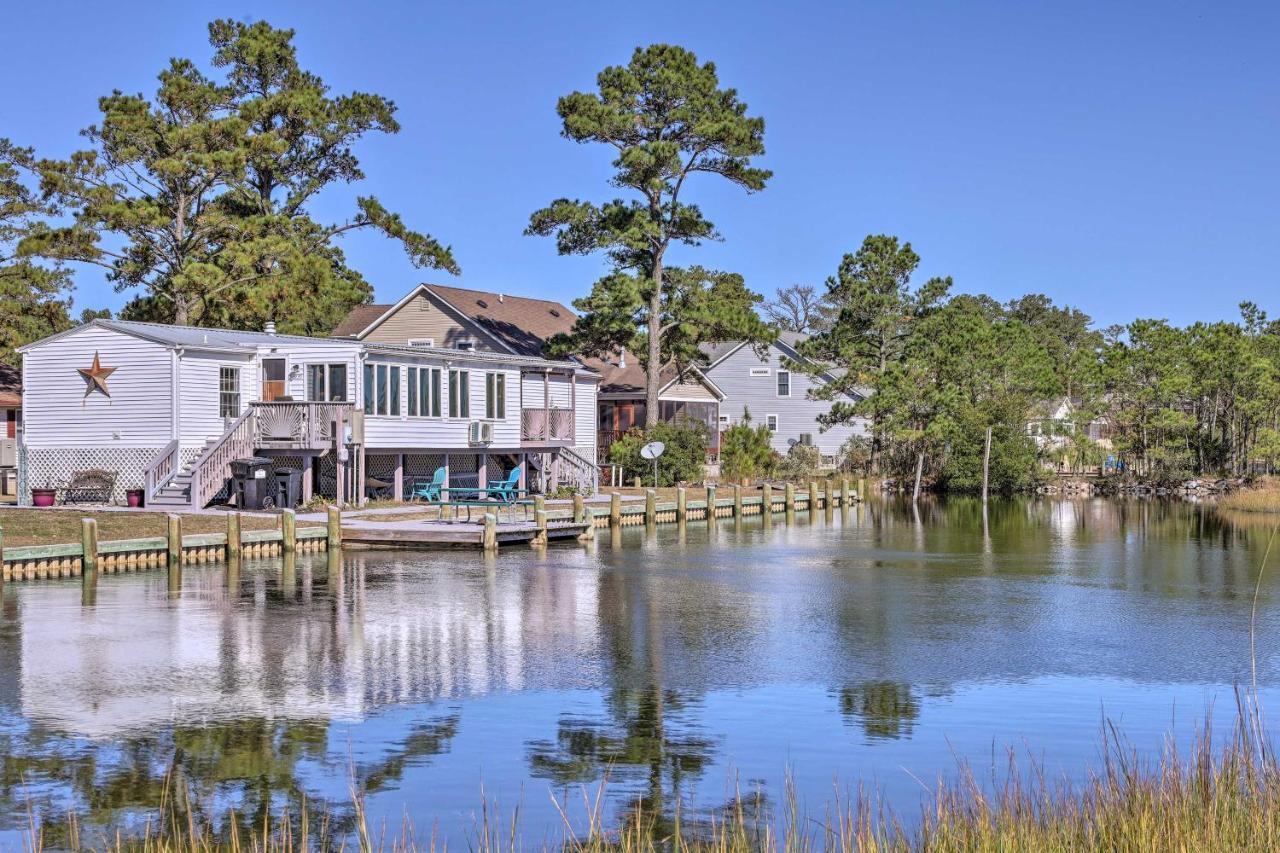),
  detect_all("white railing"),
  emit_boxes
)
[142,439,180,502]
[189,410,257,509]
[522,408,575,442]
[252,401,351,447]
[557,446,598,495]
